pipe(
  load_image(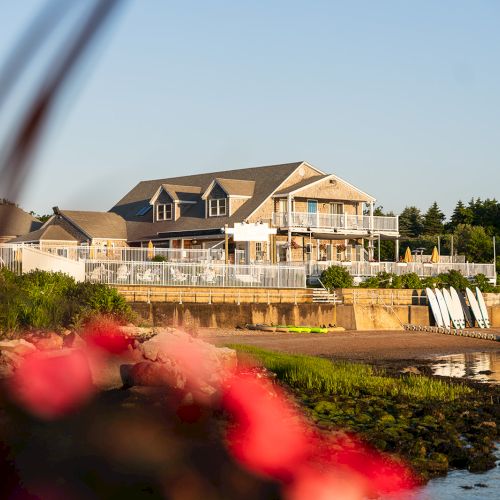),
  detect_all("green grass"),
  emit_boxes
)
[227,345,472,402]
